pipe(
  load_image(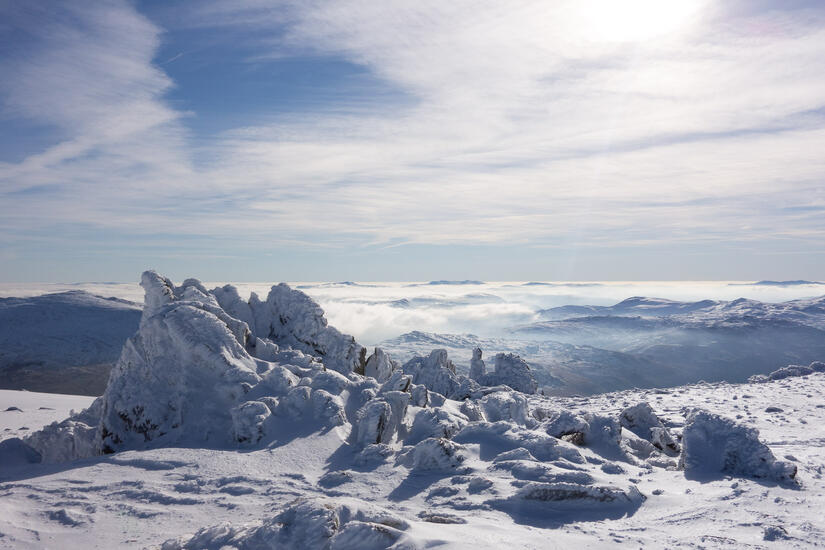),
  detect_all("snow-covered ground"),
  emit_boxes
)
[0,272,823,549]
[1,375,822,548]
